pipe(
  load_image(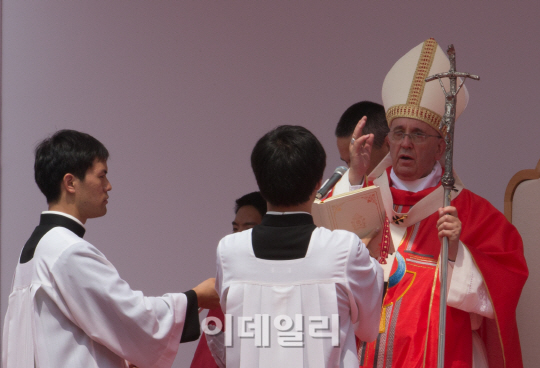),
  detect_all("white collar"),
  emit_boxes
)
[42,211,85,228]
[390,161,442,193]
